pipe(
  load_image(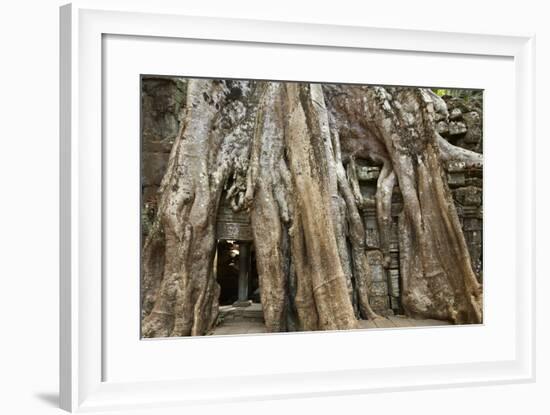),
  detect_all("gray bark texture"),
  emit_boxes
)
[141,80,483,337]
